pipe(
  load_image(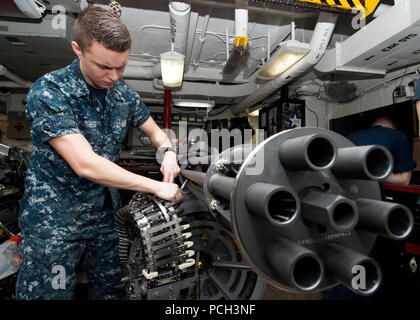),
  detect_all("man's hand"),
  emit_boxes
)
[160,150,181,183]
[155,181,183,202]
